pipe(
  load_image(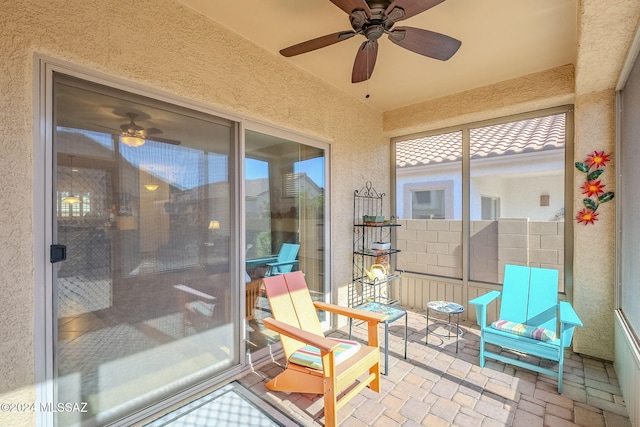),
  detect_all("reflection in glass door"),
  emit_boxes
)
[52,73,238,425]
[244,130,327,355]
